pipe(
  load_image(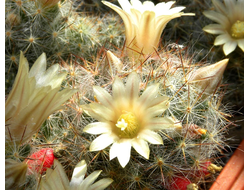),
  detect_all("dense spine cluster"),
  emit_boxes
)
[27,47,230,189]
[5,0,242,190]
[5,0,124,93]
